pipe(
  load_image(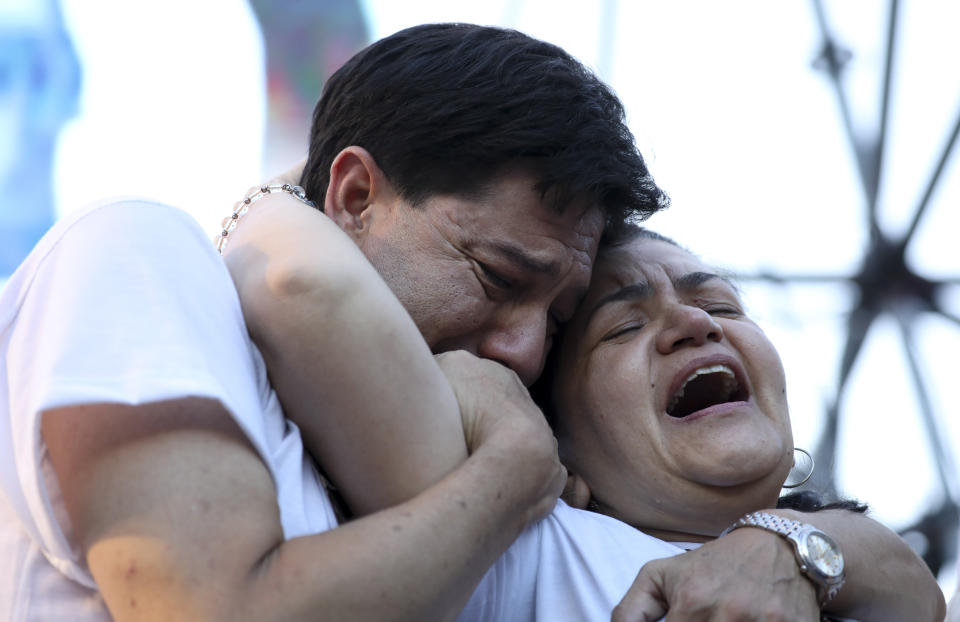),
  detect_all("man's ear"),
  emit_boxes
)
[560,471,592,509]
[323,146,393,239]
